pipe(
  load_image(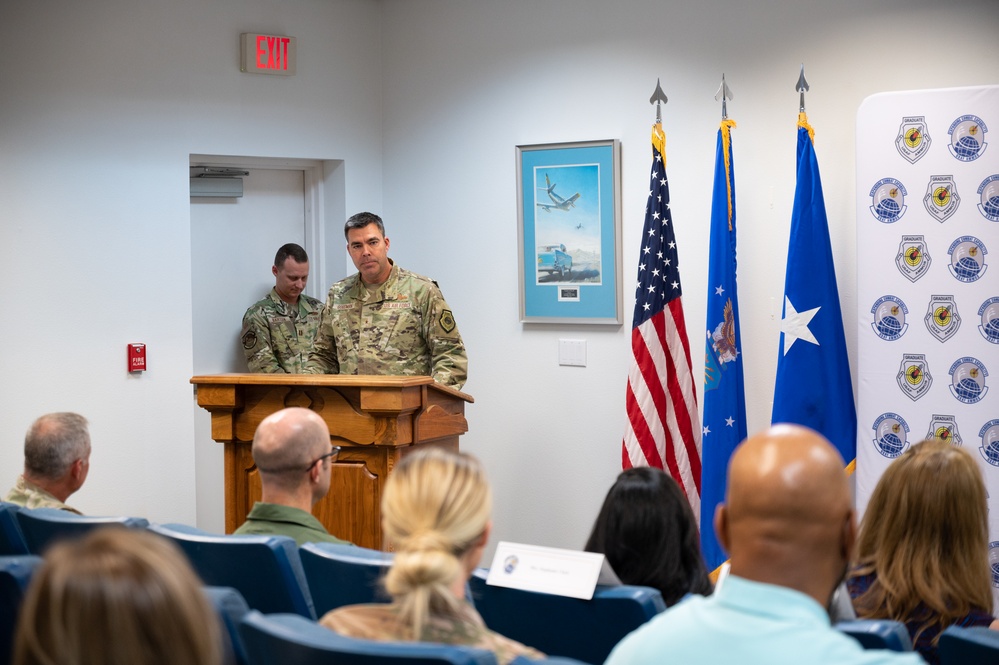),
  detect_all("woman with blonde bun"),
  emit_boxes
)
[320,447,542,663]
[13,527,222,665]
